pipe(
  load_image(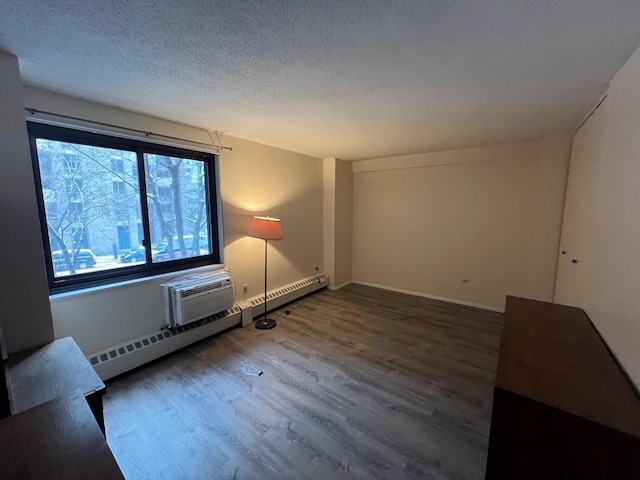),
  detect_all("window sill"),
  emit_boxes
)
[49,263,226,303]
